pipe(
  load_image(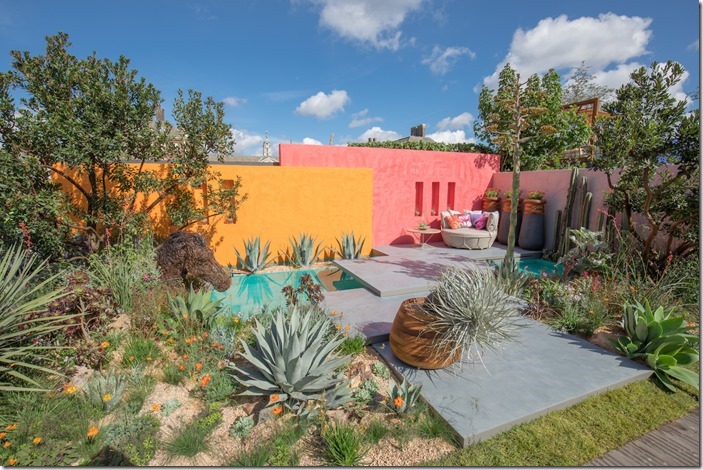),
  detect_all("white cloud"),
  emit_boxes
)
[427,130,474,144]
[349,108,383,128]
[422,45,475,75]
[311,0,423,51]
[687,40,699,51]
[436,112,474,131]
[482,13,653,90]
[295,90,350,119]
[588,62,691,103]
[223,96,247,107]
[302,137,323,145]
[231,129,264,154]
[357,126,401,142]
